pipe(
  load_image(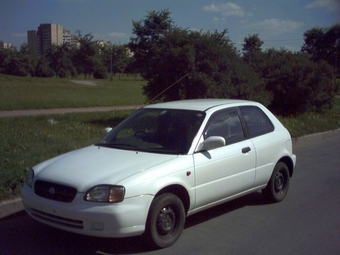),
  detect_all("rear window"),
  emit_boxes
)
[240,106,274,137]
